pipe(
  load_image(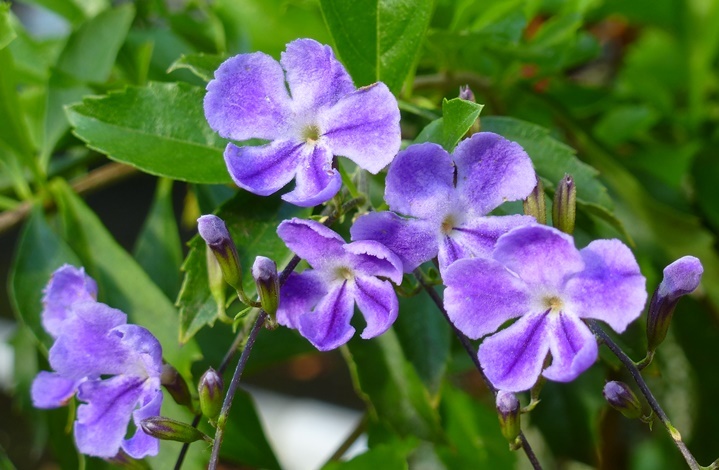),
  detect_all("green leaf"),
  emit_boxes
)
[133,179,183,300]
[394,287,450,398]
[323,442,416,470]
[8,206,82,351]
[67,82,232,184]
[177,192,310,343]
[343,328,443,441]
[21,0,109,25]
[480,116,629,239]
[43,4,135,159]
[50,180,200,376]
[214,389,281,469]
[168,53,225,82]
[0,3,16,50]
[437,386,516,468]
[320,0,433,93]
[414,98,483,151]
[0,48,36,163]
